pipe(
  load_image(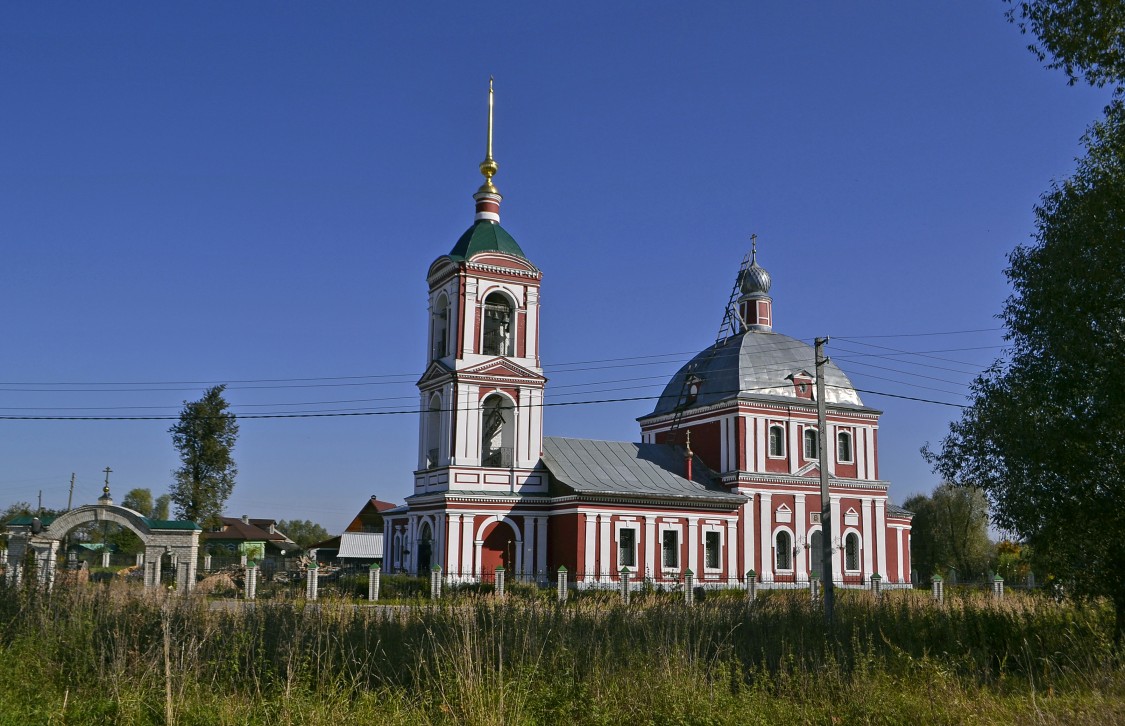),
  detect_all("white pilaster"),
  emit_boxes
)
[755,418,766,472]
[788,421,799,473]
[583,512,596,583]
[462,515,475,576]
[644,515,656,579]
[536,516,548,574]
[795,494,807,582]
[599,514,611,582]
[448,513,462,577]
[856,426,868,479]
[687,517,699,575]
[743,498,754,579]
[830,496,843,577]
[726,518,738,584]
[896,527,905,583]
[461,277,478,358]
[861,497,874,577]
[522,516,535,577]
[875,500,887,577]
[759,493,773,581]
